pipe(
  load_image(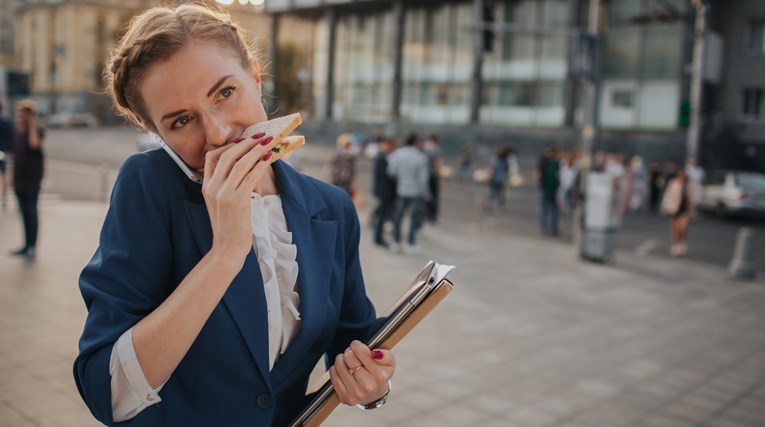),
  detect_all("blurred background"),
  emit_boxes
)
[1,1,764,426]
